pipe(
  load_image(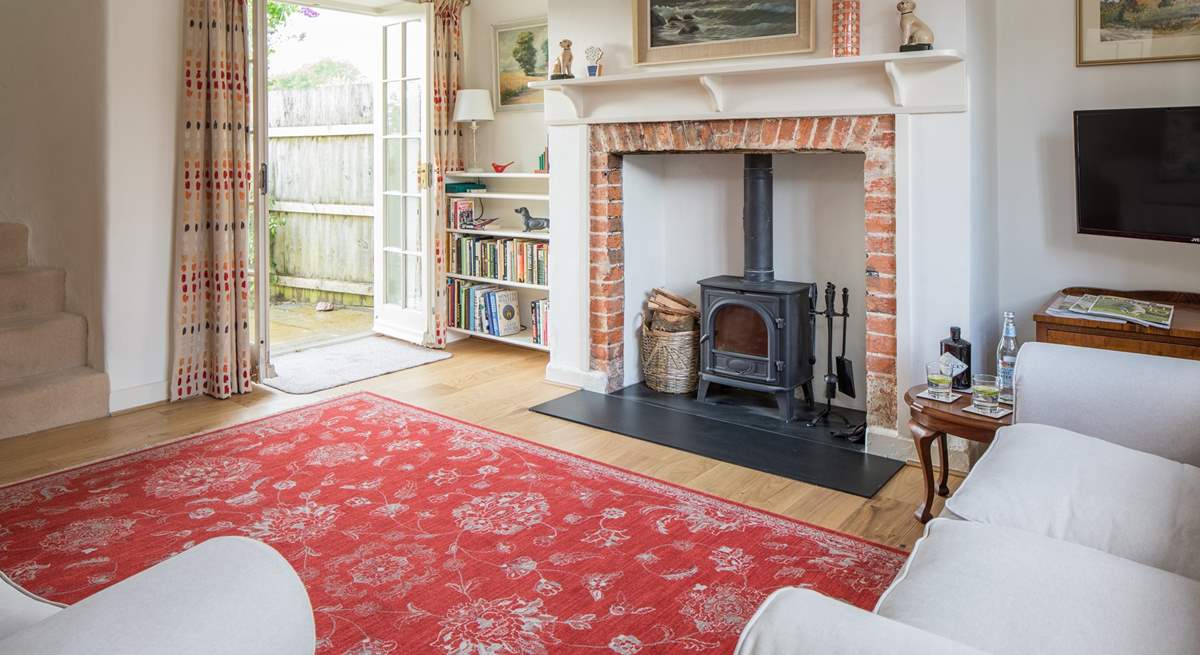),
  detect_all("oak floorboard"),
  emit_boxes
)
[0,338,958,551]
